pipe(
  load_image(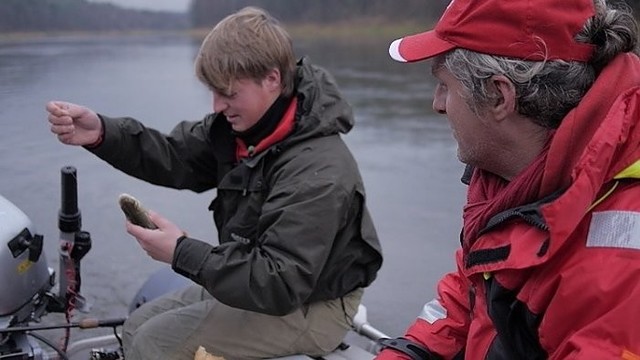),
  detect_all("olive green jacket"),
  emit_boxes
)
[90,58,382,316]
